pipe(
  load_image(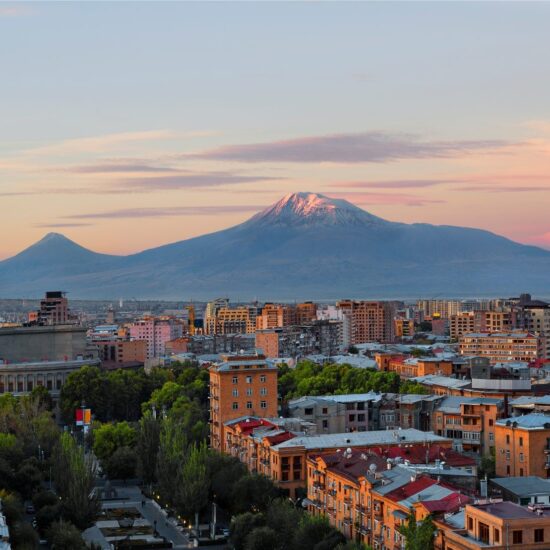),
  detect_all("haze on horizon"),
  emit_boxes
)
[1,1,550,259]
